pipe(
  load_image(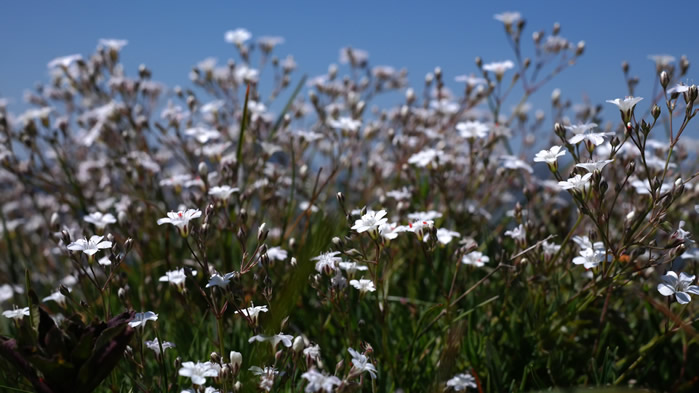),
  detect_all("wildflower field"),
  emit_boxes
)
[1,9,699,393]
